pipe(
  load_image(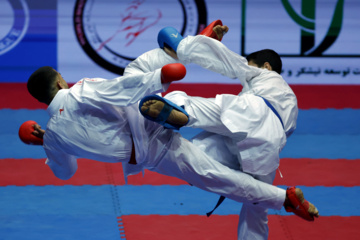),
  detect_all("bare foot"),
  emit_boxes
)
[213,25,229,40]
[284,187,319,221]
[295,188,319,217]
[141,99,189,126]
